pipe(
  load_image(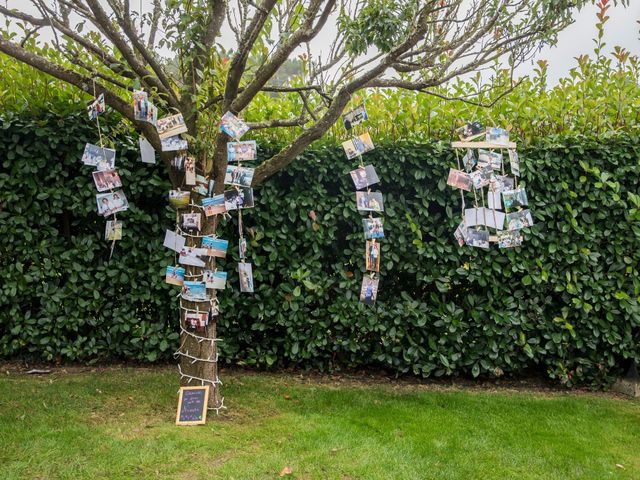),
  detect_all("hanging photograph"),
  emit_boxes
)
[182,281,207,301]
[181,213,202,232]
[342,132,375,159]
[133,90,157,125]
[466,229,490,249]
[497,230,523,248]
[356,192,384,212]
[239,237,247,260]
[172,153,186,170]
[508,149,520,176]
[156,113,187,139]
[478,149,502,170]
[163,230,186,253]
[220,111,250,139]
[238,262,254,293]
[82,143,116,170]
[161,135,188,152]
[447,168,472,191]
[486,127,510,146]
[487,190,502,210]
[185,156,196,185]
[365,240,380,272]
[185,311,208,333]
[224,187,254,210]
[464,207,505,230]
[502,188,528,210]
[178,247,206,267]
[454,222,467,247]
[139,136,156,164]
[204,270,227,290]
[458,121,484,140]
[169,190,190,209]
[350,164,380,190]
[227,140,257,161]
[224,165,255,187]
[342,104,369,130]
[202,237,228,258]
[92,169,122,192]
[359,276,379,305]
[462,149,476,172]
[87,93,105,120]
[202,194,226,216]
[362,218,384,239]
[506,209,534,231]
[105,220,123,241]
[96,190,129,217]
[470,165,494,189]
[491,174,515,192]
[165,266,185,286]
